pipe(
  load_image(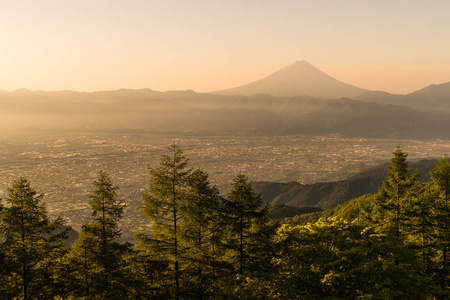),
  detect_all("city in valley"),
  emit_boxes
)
[0,129,448,239]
